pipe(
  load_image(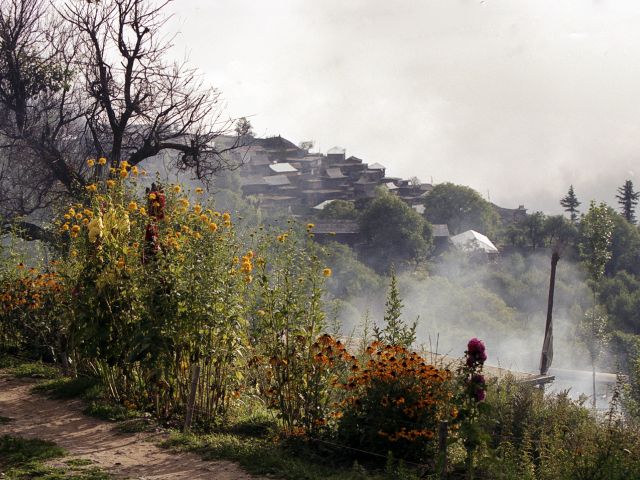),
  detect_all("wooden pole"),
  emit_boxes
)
[183,364,200,433]
[540,250,560,376]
